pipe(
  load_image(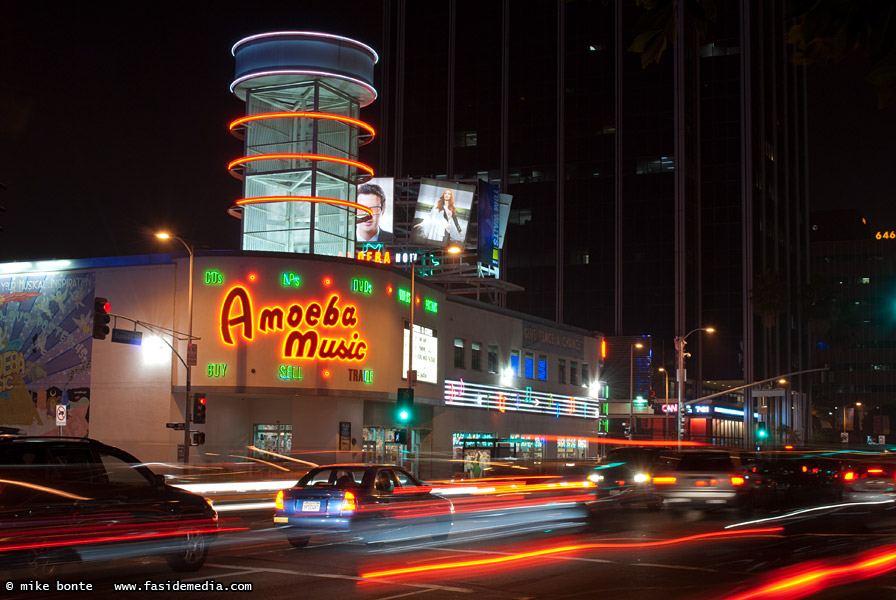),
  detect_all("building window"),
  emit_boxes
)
[558,359,567,384]
[487,345,498,374]
[471,341,482,371]
[510,349,520,376]
[538,355,548,381]
[570,362,579,386]
[582,364,590,387]
[253,424,292,458]
[524,352,534,379]
[454,338,465,369]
